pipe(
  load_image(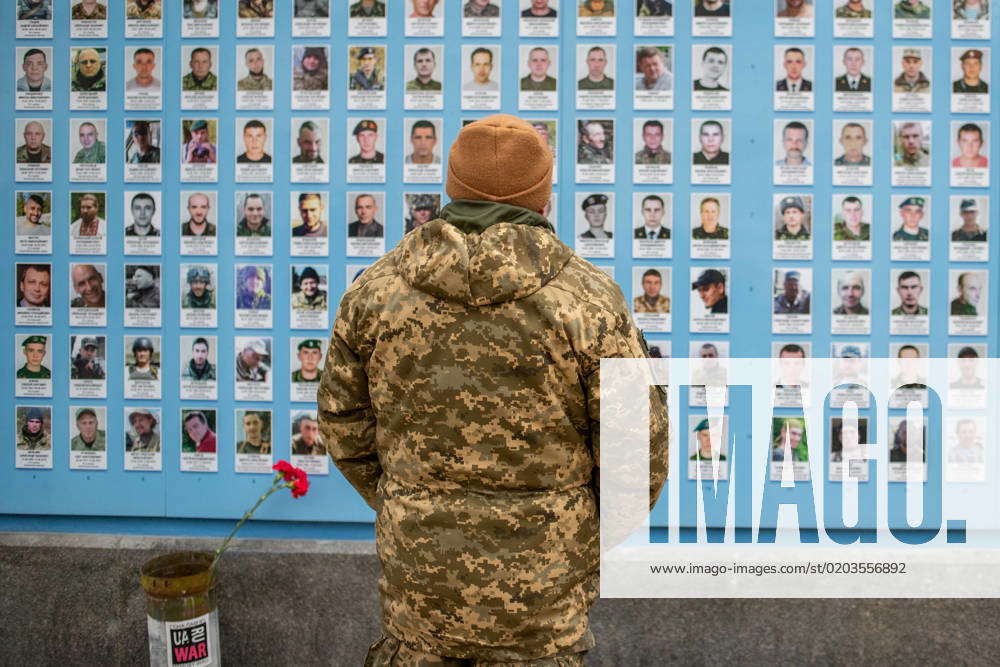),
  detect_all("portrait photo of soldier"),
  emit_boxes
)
[777,0,813,17]
[125,265,160,309]
[182,47,217,92]
[292,411,325,456]
[834,121,871,166]
[70,407,106,452]
[773,270,810,314]
[72,121,106,165]
[349,120,385,164]
[17,263,51,309]
[16,407,51,451]
[235,338,270,382]
[835,0,871,17]
[409,0,441,17]
[126,47,160,92]
[775,196,810,240]
[467,0,501,16]
[692,269,729,320]
[126,408,160,452]
[893,197,929,241]
[894,121,930,167]
[520,46,557,92]
[693,46,728,91]
[17,48,51,92]
[182,337,216,382]
[351,0,386,16]
[892,270,928,315]
[239,0,273,18]
[891,344,927,390]
[295,0,329,17]
[951,346,985,389]
[349,46,385,91]
[579,0,614,15]
[947,418,984,465]
[692,196,729,240]
[69,264,105,308]
[182,410,217,453]
[951,272,983,316]
[404,193,440,233]
[18,0,52,20]
[691,341,727,386]
[16,193,51,239]
[407,47,441,92]
[578,46,613,91]
[182,265,215,309]
[633,268,670,313]
[127,336,159,381]
[184,0,218,18]
[464,46,499,91]
[181,119,218,165]
[889,419,927,464]
[16,120,52,165]
[70,47,106,92]
[776,47,812,92]
[833,196,870,240]
[638,0,672,16]
[775,121,811,167]
[293,192,328,237]
[954,0,988,19]
[771,418,808,462]
[237,410,271,455]
[835,47,871,91]
[125,192,159,237]
[952,198,986,241]
[291,266,328,311]
[292,339,325,383]
[774,342,807,390]
[406,120,440,165]
[294,46,329,91]
[577,120,613,164]
[236,119,271,164]
[126,0,161,19]
[634,194,670,238]
[689,418,726,462]
[636,46,672,91]
[348,193,384,238]
[833,271,868,315]
[126,120,161,164]
[238,47,273,91]
[635,120,671,165]
[236,192,271,237]
[182,191,216,236]
[17,335,51,380]
[578,194,611,238]
[953,49,988,94]
[694,0,730,16]
[894,48,930,93]
[692,120,729,165]
[71,335,105,380]
[293,120,325,164]
[69,192,105,240]
[830,417,867,464]
[895,0,931,18]
[236,265,272,310]
[951,122,989,168]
